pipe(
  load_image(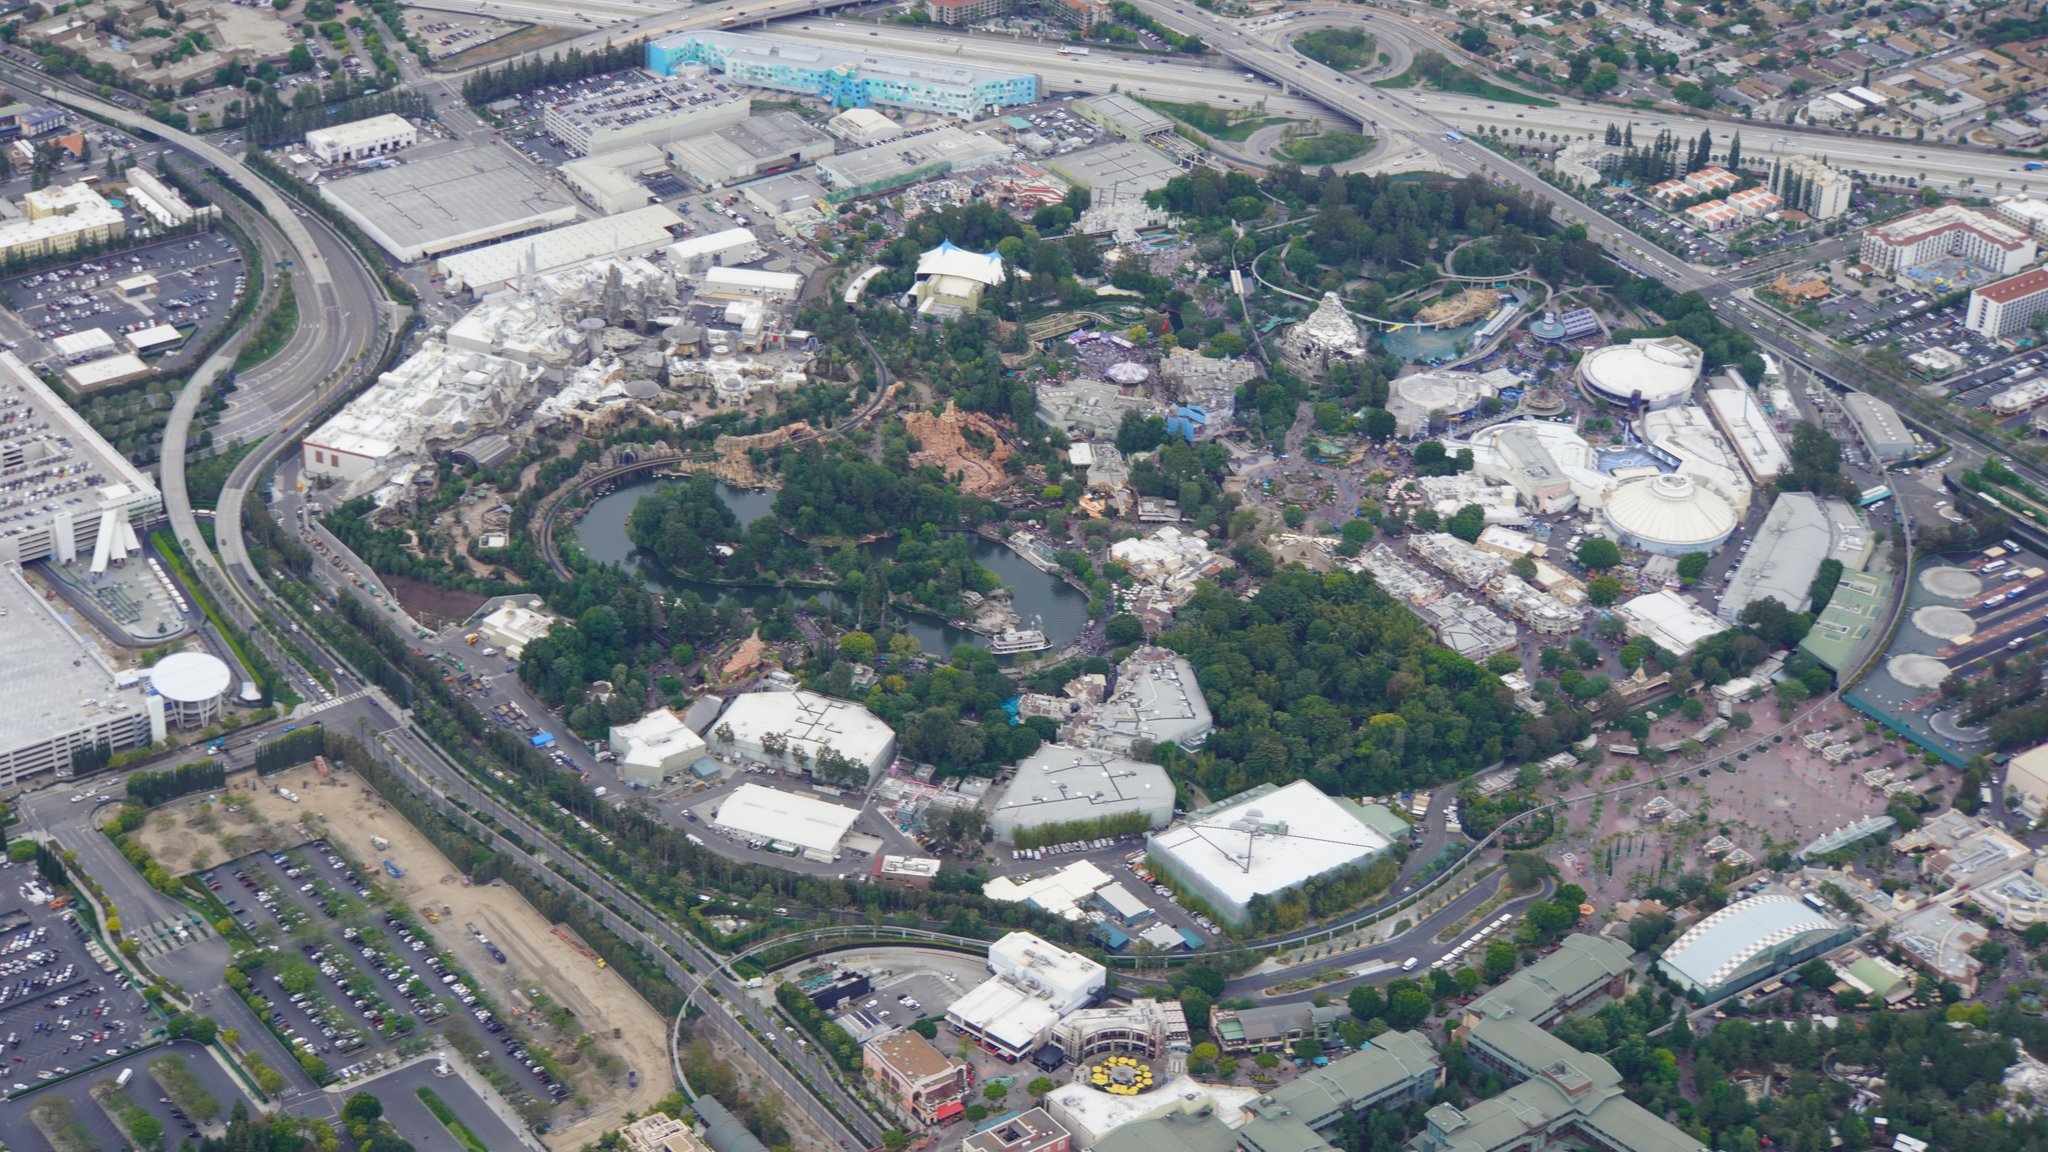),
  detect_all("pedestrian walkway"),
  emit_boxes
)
[131,916,213,958]
[297,689,371,718]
